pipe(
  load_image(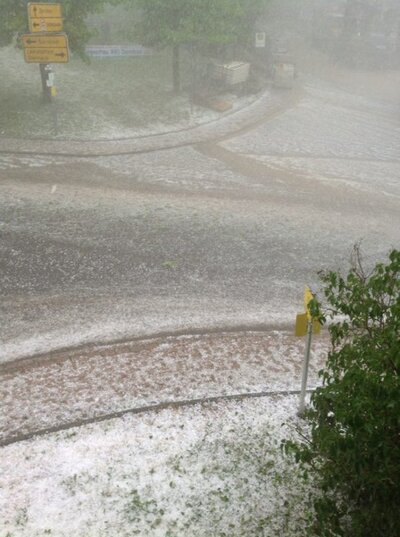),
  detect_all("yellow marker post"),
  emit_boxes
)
[296,286,320,415]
